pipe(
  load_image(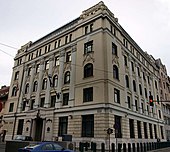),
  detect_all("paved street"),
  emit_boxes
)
[149,147,170,152]
[0,141,170,152]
